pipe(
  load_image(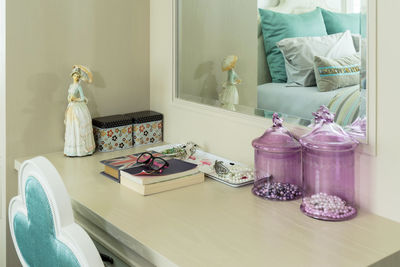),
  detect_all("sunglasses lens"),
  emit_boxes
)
[150,158,167,171]
[137,153,151,163]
